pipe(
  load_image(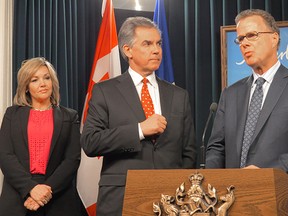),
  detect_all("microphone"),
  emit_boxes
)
[200,102,218,169]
